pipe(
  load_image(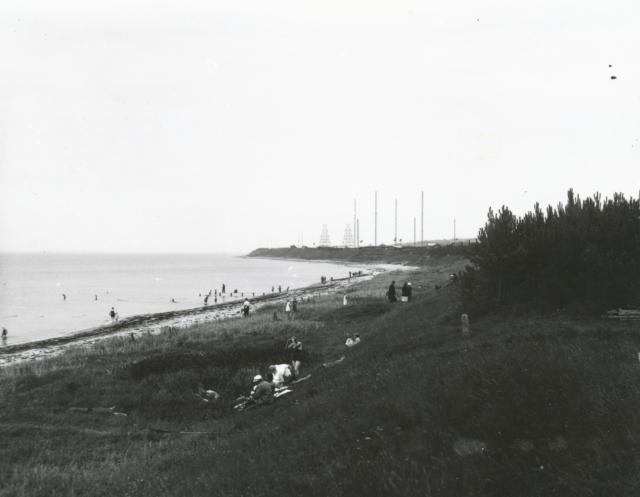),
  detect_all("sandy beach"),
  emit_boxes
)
[0,265,402,367]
